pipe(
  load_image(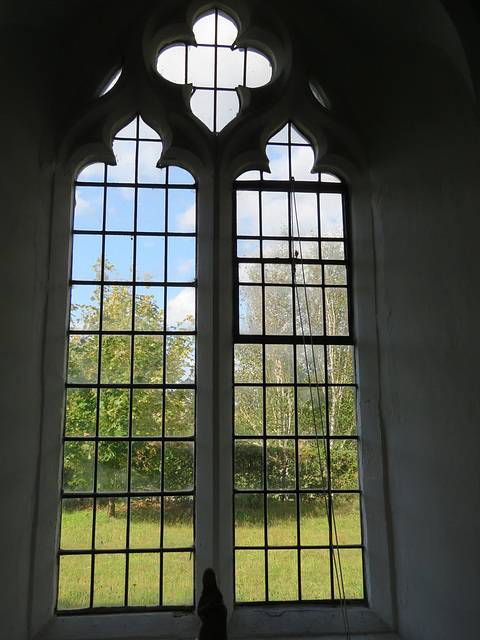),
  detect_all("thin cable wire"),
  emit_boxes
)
[289,177,351,639]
